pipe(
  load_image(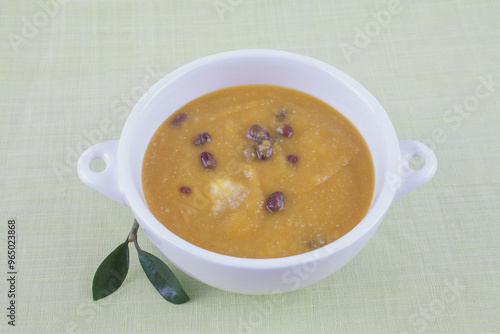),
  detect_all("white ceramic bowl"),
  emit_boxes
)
[78,49,437,294]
